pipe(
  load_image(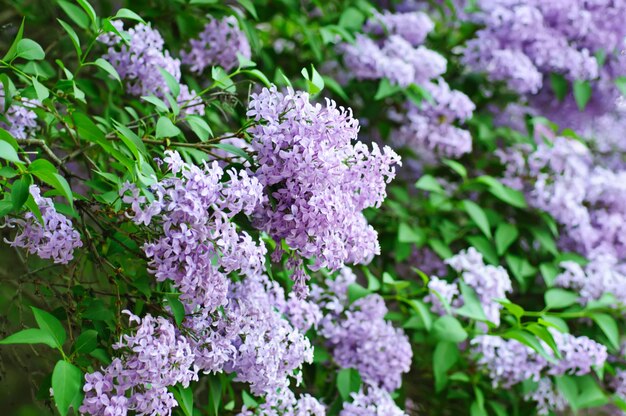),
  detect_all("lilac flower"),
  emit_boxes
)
[247,87,400,273]
[555,254,626,306]
[524,378,567,416]
[182,16,251,73]
[0,84,39,139]
[364,10,434,46]
[81,312,198,416]
[311,269,412,391]
[100,21,204,115]
[472,329,607,386]
[339,385,407,416]
[424,277,459,315]
[498,136,626,261]
[392,79,475,159]
[185,275,314,395]
[424,248,512,325]
[4,185,82,264]
[238,388,326,416]
[471,335,546,387]
[338,11,475,162]
[122,150,266,310]
[461,0,608,94]
[547,328,607,376]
